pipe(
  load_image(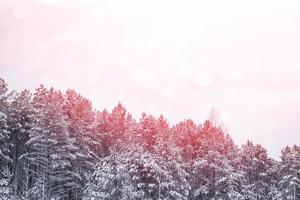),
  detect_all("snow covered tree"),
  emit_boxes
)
[83,155,121,200]
[277,145,300,200]
[0,78,12,169]
[95,103,131,155]
[160,156,190,200]
[171,119,198,161]
[24,86,81,199]
[63,90,100,199]
[153,115,170,157]
[23,86,52,200]
[240,140,273,200]
[7,90,33,197]
[0,166,13,200]
[44,88,80,200]
[191,121,243,200]
[137,113,159,151]
[128,150,162,199]
[83,146,144,200]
